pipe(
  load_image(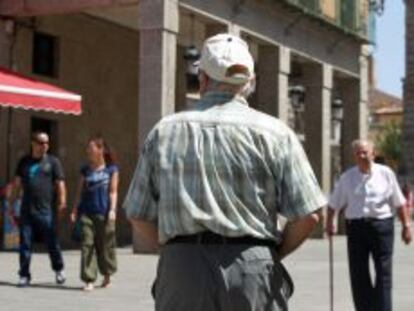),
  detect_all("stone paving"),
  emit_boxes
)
[0,229,413,311]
